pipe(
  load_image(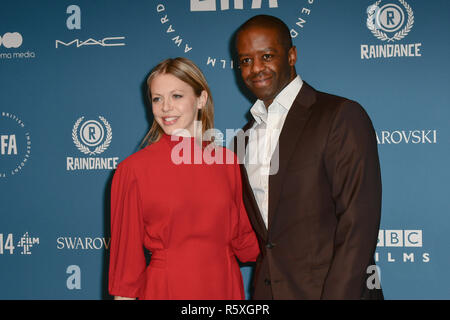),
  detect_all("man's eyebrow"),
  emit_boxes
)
[238,47,279,57]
